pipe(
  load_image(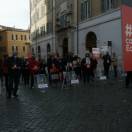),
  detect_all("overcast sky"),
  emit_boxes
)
[0,0,30,29]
